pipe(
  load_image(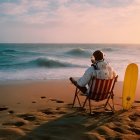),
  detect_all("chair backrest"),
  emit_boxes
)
[88,75,118,101]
